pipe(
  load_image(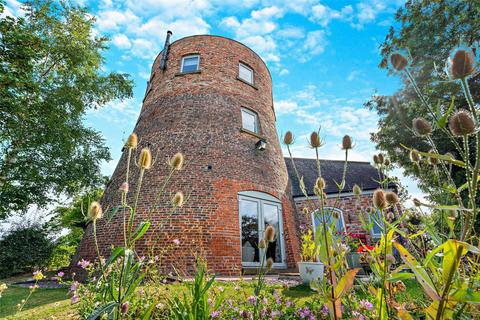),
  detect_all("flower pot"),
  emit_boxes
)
[298,261,324,284]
